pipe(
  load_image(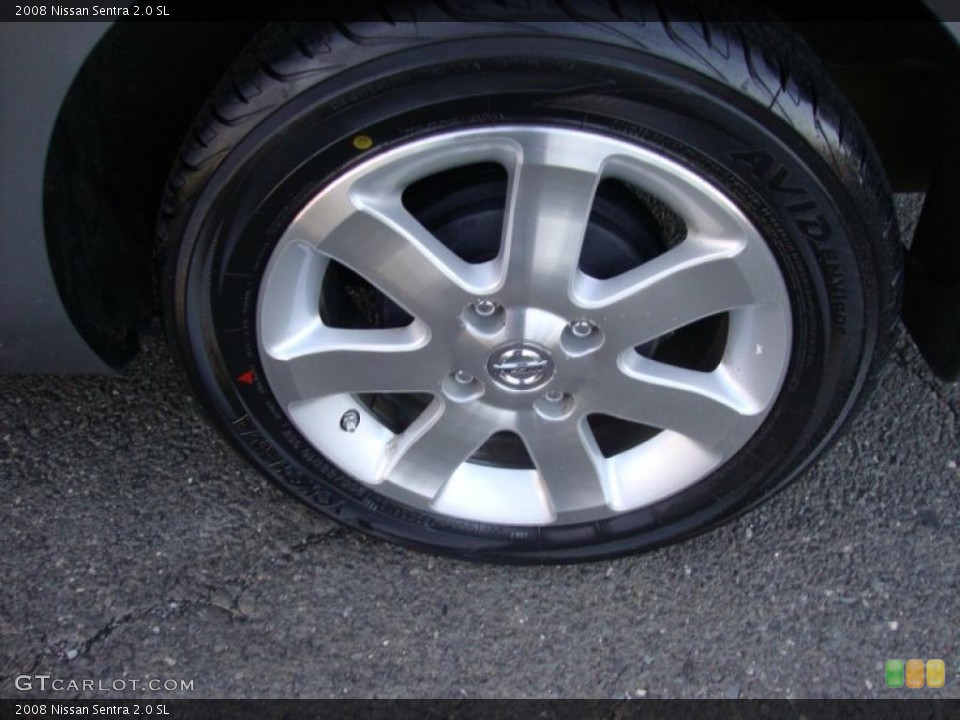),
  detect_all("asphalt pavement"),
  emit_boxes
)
[0,196,957,700]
